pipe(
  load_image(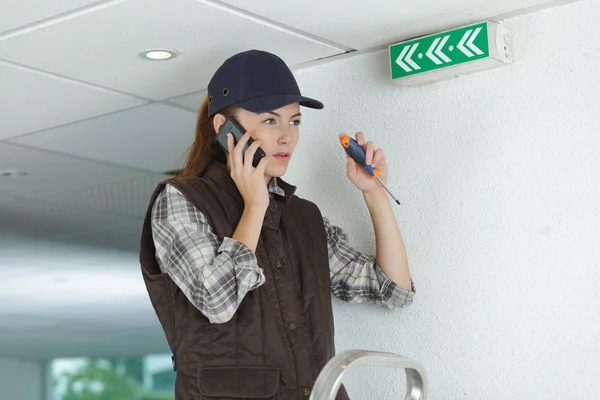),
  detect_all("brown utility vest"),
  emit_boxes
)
[140,161,350,400]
